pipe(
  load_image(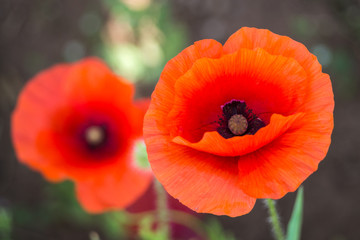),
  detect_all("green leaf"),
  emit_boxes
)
[205,218,236,240]
[286,186,304,240]
[100,211,128,239]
